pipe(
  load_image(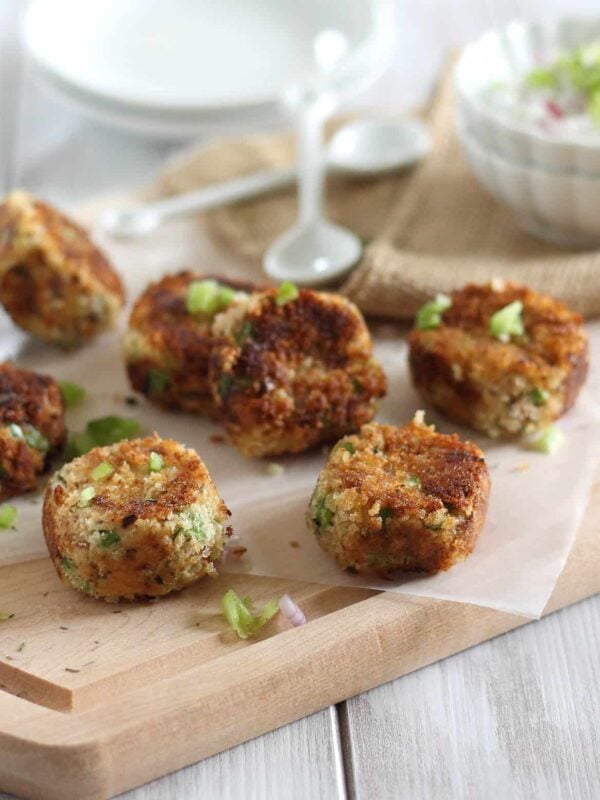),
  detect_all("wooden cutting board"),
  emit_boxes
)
[1,475,598,800]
